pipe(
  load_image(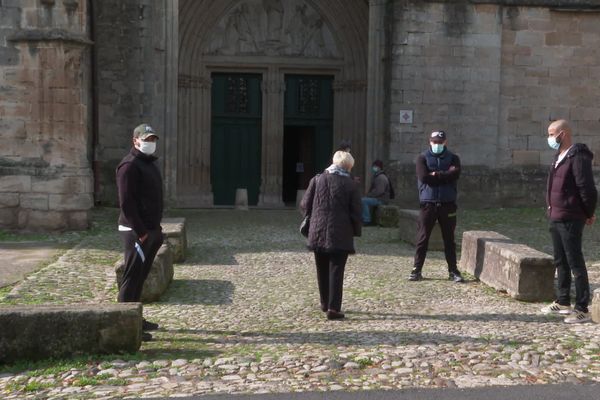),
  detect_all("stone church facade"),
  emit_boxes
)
[1,0,600,230]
